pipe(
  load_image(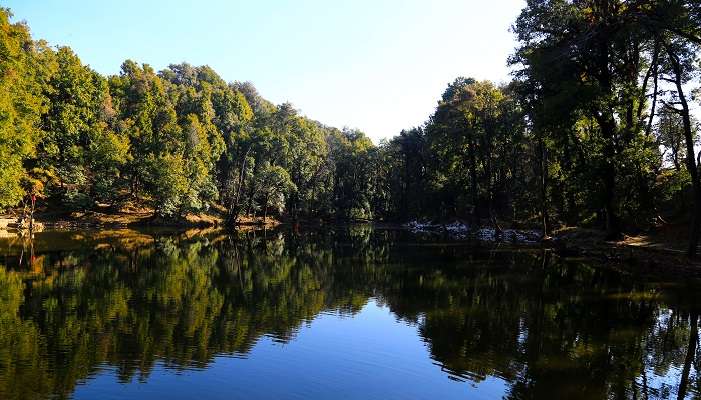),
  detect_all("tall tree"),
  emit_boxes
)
[639,0,701,256]
[39,47,113,208]
[512,0,664,238]
[0,9,50,209]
